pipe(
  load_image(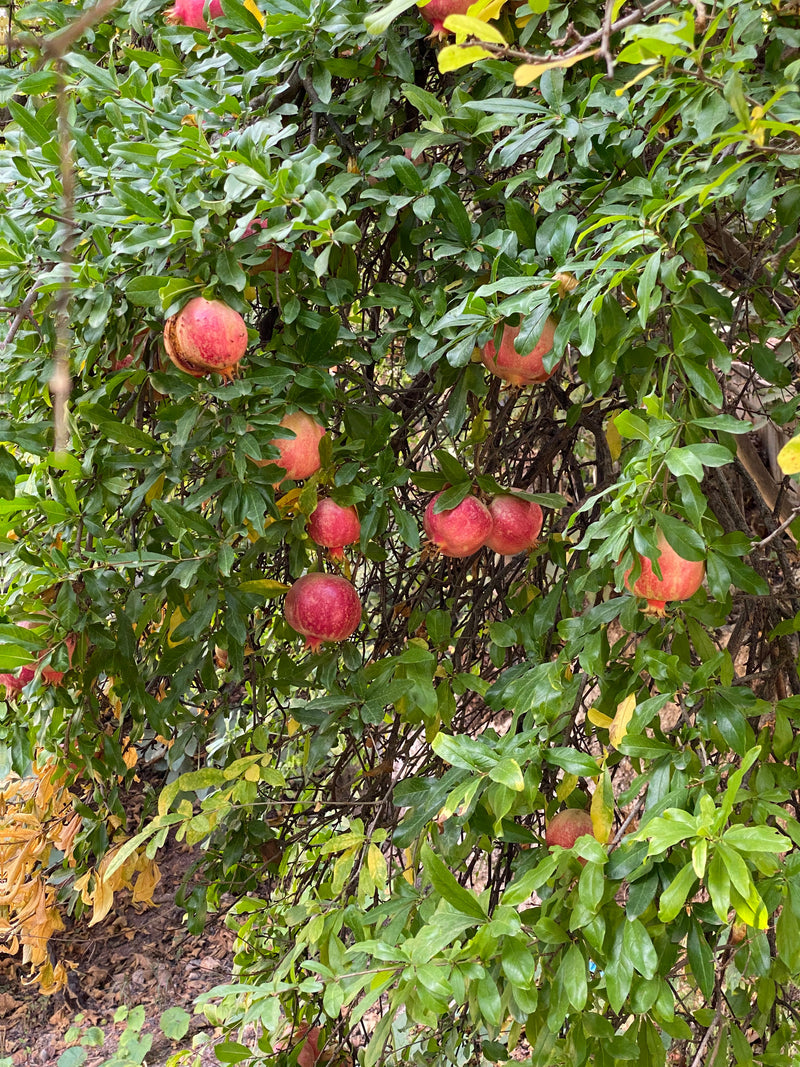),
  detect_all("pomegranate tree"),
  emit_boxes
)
[307,500,361,560]
[165,0,222,29]
[267,413,326,482]
[284,573,362,652]
[424,492,492,558]
[625,529,706,614]
[485,495,543,555]
[481,318,559,386]
[546,809,595,851]
[419,0,473,35]
[163,296,248,378]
